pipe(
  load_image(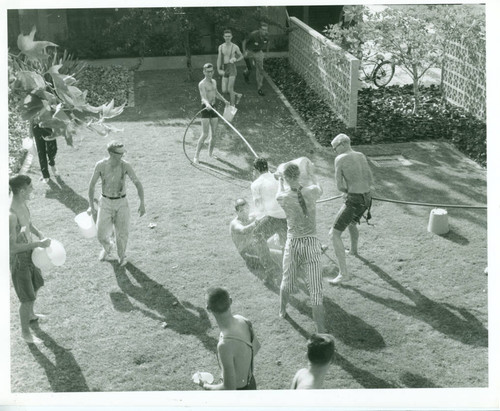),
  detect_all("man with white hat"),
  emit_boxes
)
[88,141,146,267]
